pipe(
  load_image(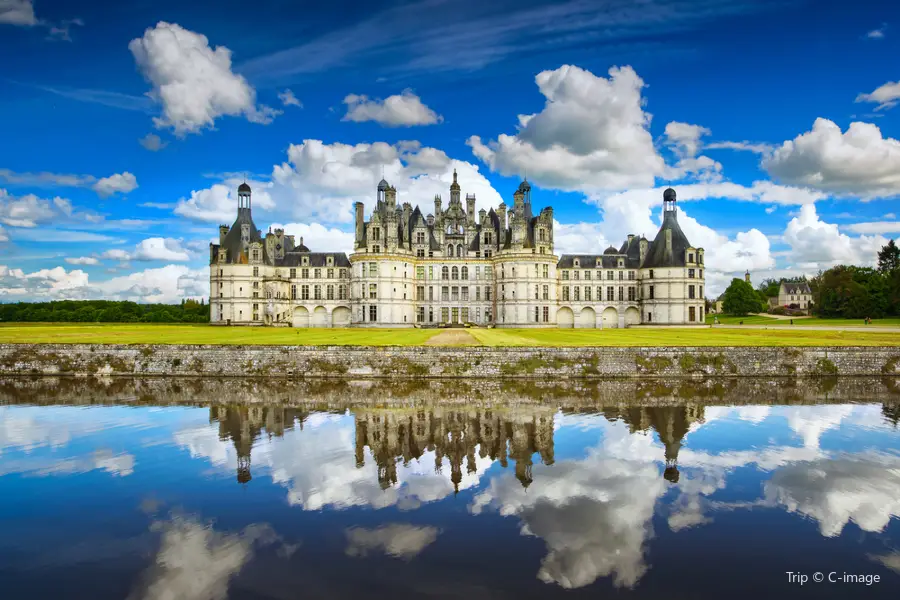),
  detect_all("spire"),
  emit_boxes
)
[450,168,460,191]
